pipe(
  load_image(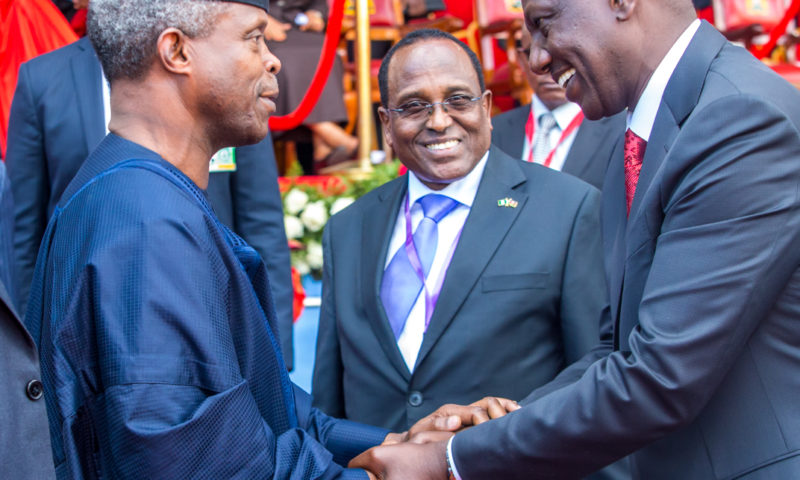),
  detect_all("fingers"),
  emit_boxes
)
[405,398,521,440]
[381,432,408,446]
[471,396,521,416]
[406,430,455,445]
